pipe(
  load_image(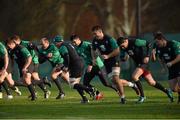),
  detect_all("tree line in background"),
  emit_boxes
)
[0,0,180,41]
